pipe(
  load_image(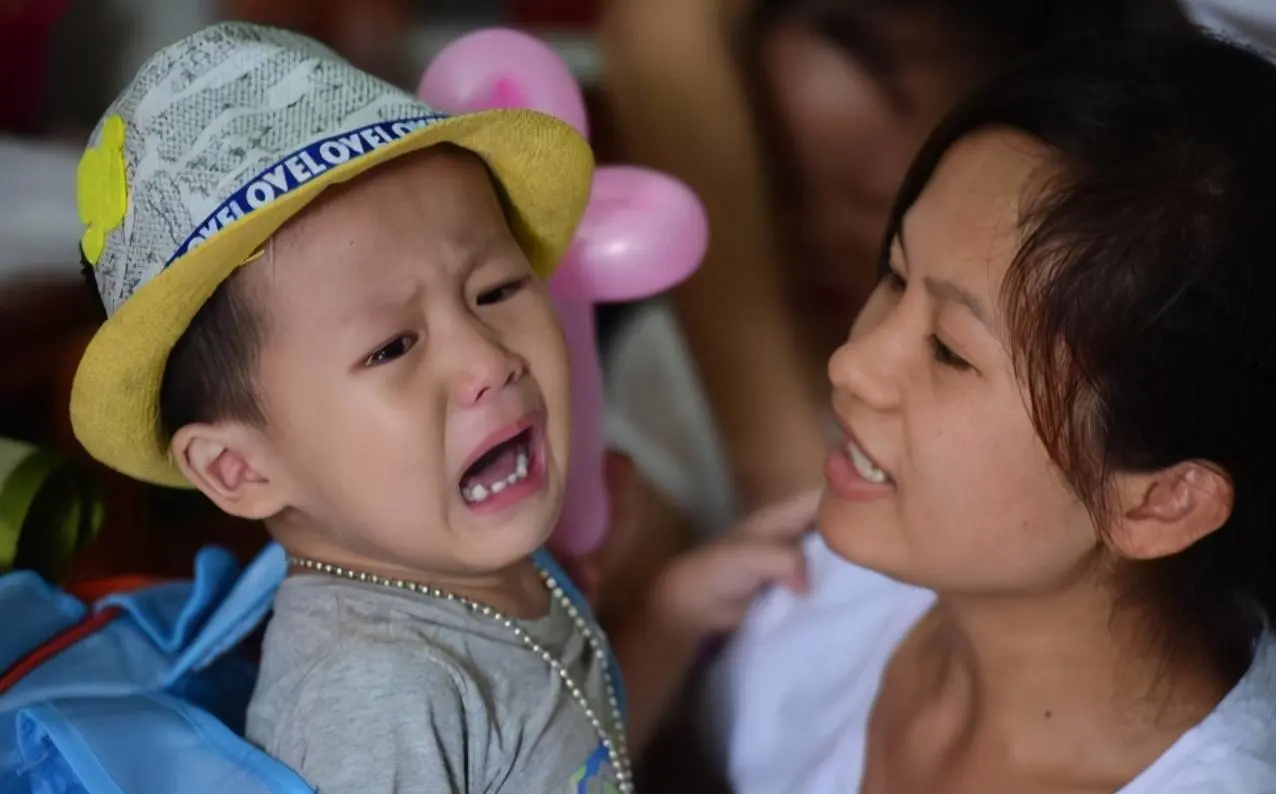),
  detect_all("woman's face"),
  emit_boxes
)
[818,128,1102,596]
[763,22,978,335]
